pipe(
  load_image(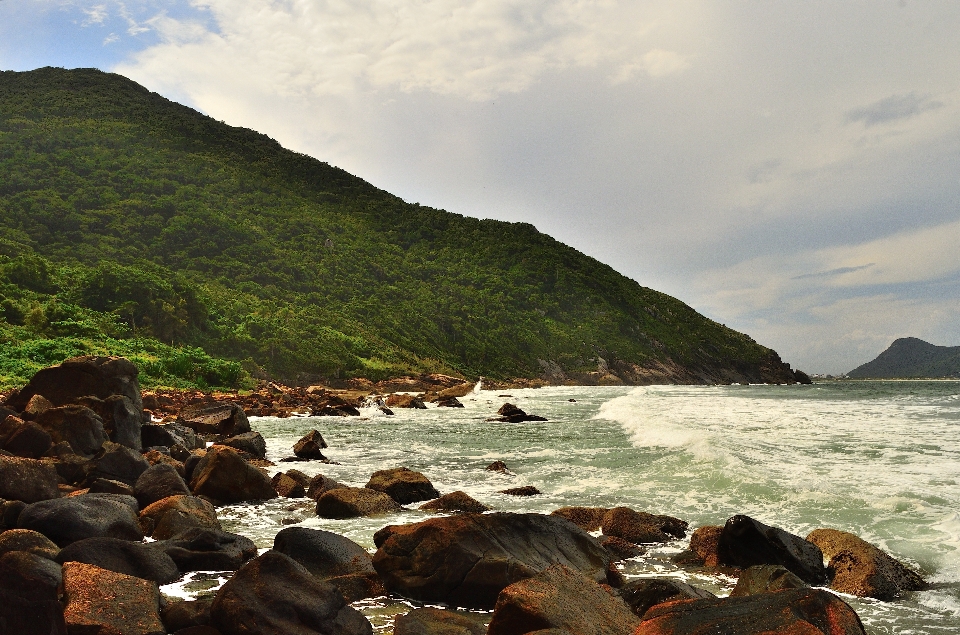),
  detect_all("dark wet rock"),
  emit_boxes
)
[285,468,310,487]
[0,455,60,503]
[385,394,427,409]
[0,528,60,560]
[189,446,277,504]
[436,396,464,408]
[183,450,206,482]
[17,493,143,546]
[139,494,222,540]
[23,394,54,418]
[717,515,827,584]
[601,507,688,543]
[56,536,180,584]
[634,588,867,635]
[365,466,440,504]
[487,564,640,635]
[2,420,52,458]
[0,586,67,635]
[135,462,191,509]
[51,452,88,485]
[551,507,609,532]
[88,477,136,496]
[619,578,716,618]
[686,525,722,567]
[372,512,615,609]
[293,430,329,459]
[162,598,213,632]
[326,571,387,604]
[307,474,348,501]
[142,422,200,450]
[806,528,927,600]
[419,490,491,513]
[143,449,186,475]
[316,487,403,518]
[274,526,375,579]
[0,549,63,601]
[486,460,510,472]
[35,405,107,458]
[210,550,373,635]
[62,561,165,635]
[488,403,548,423]
[178,402,251,436]
[154,528,257,572]
[272,471,307,498]
[500,486,542,496]
[0,499,27,531]
[78,394,143,451]
[216,431,267,459]
[6,356,143,414]
[730,564,809,597]
[86,441,151,485]
[394,607,487,635]
[173,627,222,635]
[601,536,645,561]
